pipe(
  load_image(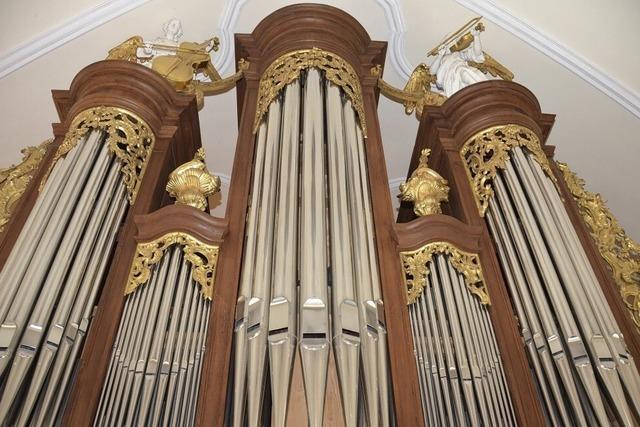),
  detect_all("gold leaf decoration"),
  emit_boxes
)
[0,139,52,233]
[125,232,220,300]
[399,148,449,216]
[254,48,367,136]
[460,124,556,216]
[400,242,489,305]
[166,148,221,211]
[558,162,640,330]
[41,106,155,204]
